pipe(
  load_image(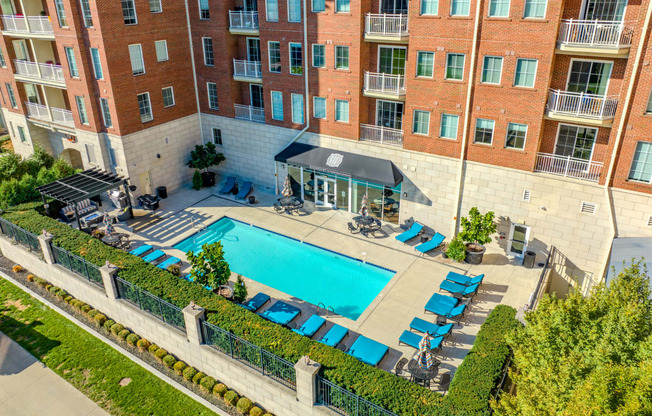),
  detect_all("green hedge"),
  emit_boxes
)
[444,305,521,415]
